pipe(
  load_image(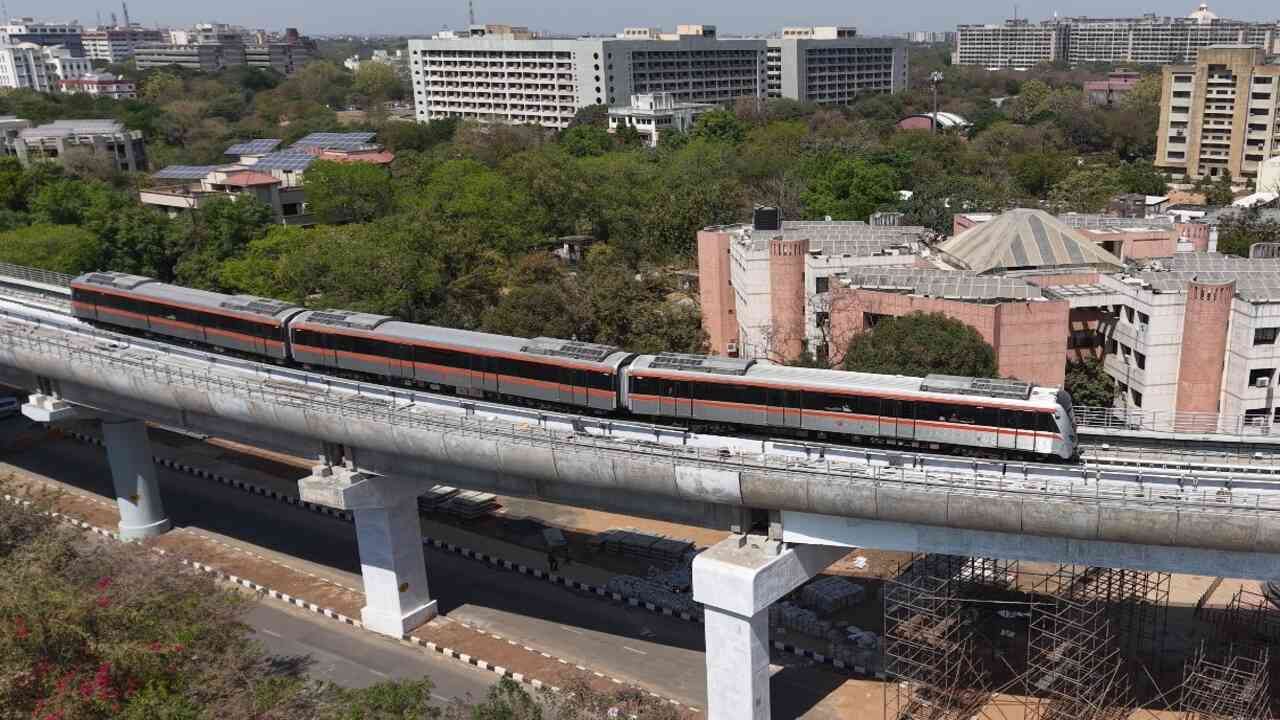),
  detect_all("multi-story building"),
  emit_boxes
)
[0,18,83,56]
[410,23,905,130]
[409,24,765,130]
[901,31,957,44]
[244,42,313,75]
[0,43,51,90]
[952,19,1068,69]
[41,44,90,82]
[954,4,1280,69]
[1084,69,1141,106]
[766,27,907,104]
[607,92,712,146]
[1156,46,1280,182]
[58,72,136,99]
[80,27,165,63]
[1,119,145,171]
[135,42,245,72]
